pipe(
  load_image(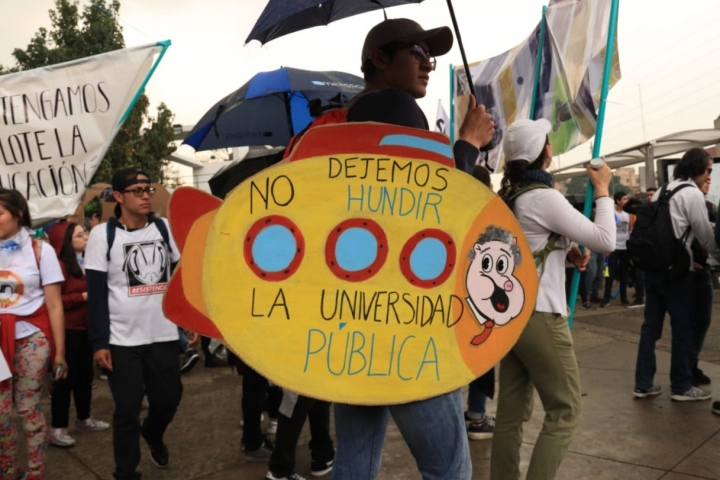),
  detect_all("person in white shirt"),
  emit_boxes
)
[0,188,67,480]
[634,148,719,402]
[492,119,615,480]
[86,168,191,480]
[601,192,632,307]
